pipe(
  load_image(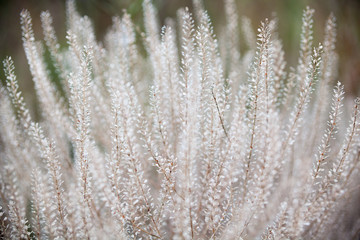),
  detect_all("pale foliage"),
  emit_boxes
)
[0,1,359,239]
